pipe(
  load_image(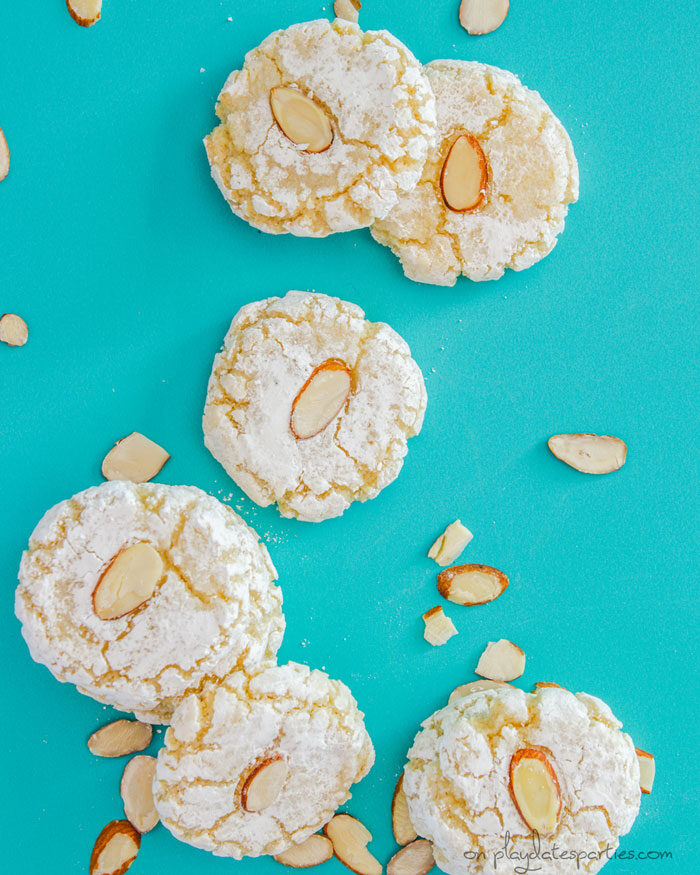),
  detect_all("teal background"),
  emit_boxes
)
[1,1,698,872]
